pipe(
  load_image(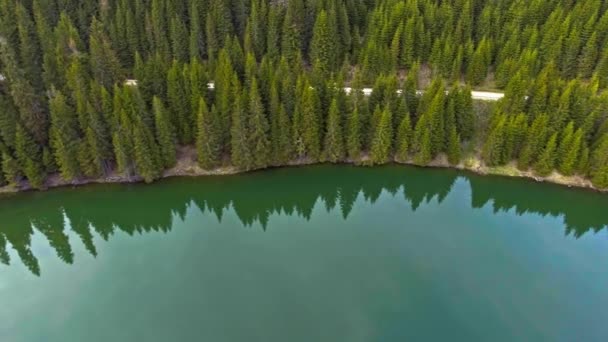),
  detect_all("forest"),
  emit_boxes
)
[1,0,608,190]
